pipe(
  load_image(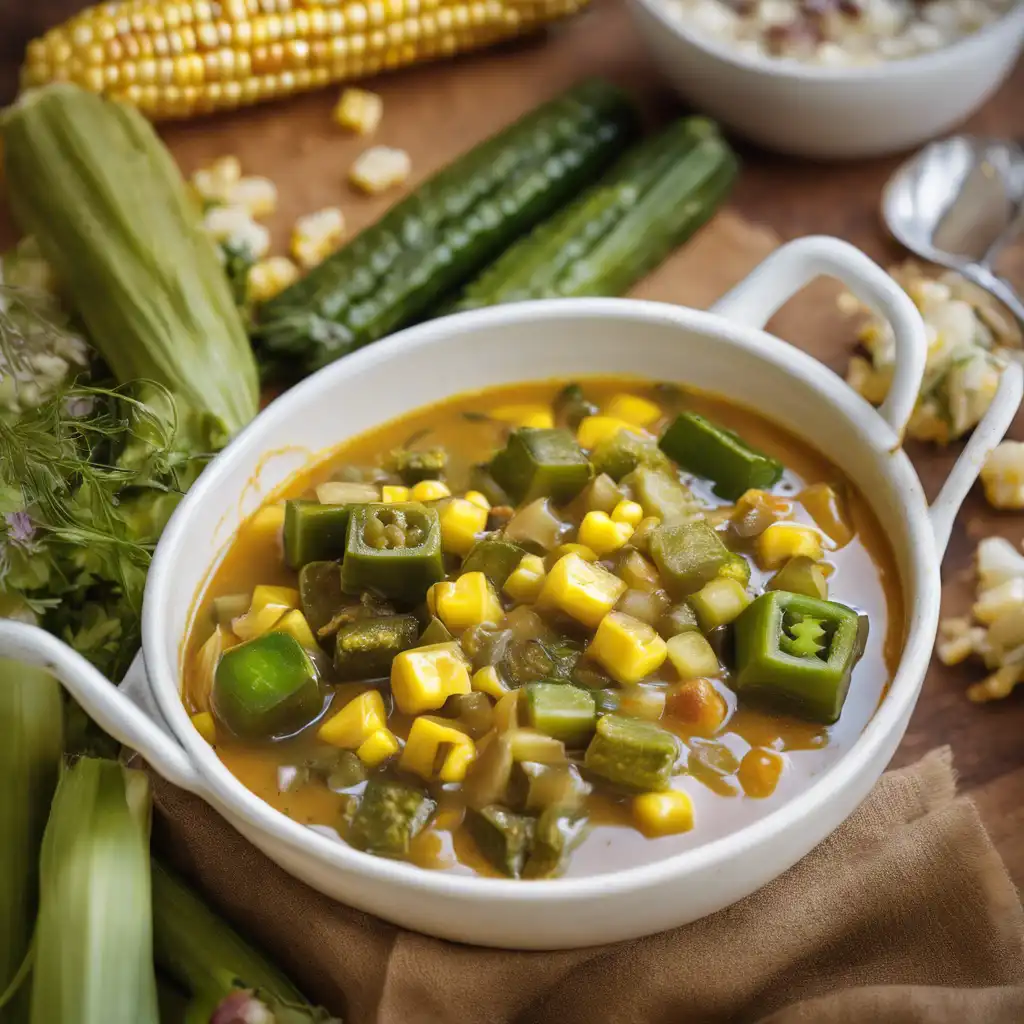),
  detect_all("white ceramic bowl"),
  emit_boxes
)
[2,237,1020,949]
[627,0,1024,159]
